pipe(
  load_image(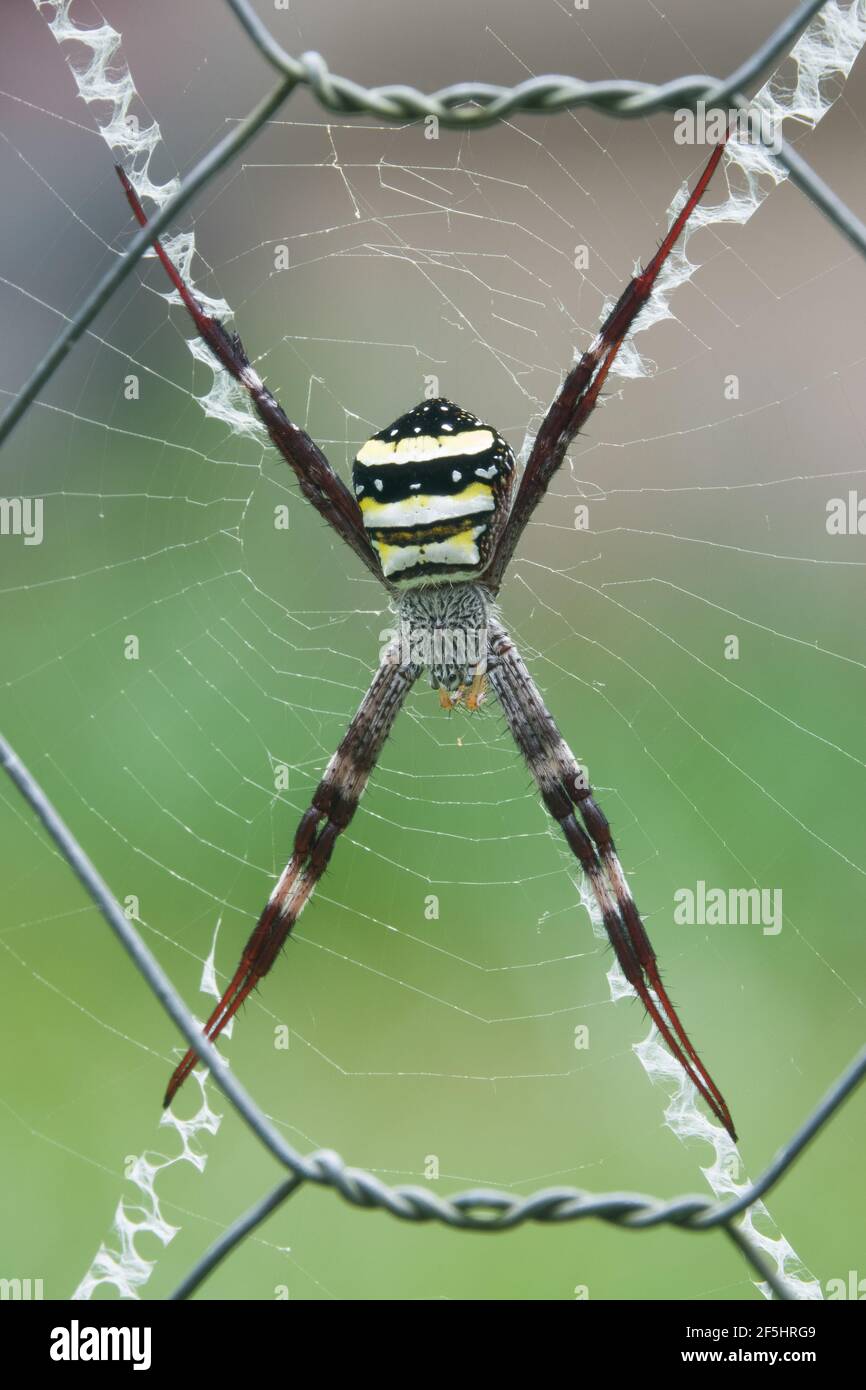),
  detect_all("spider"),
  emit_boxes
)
[117,138,736,1140]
